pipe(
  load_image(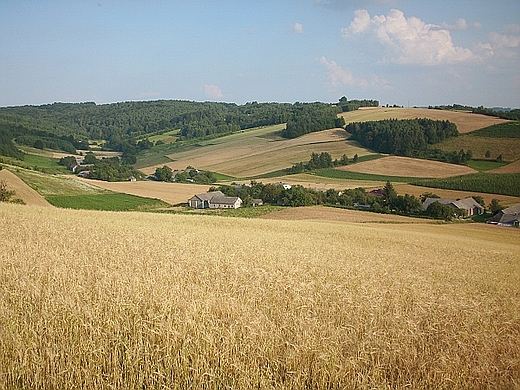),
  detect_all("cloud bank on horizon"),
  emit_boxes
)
[0,1,518,107]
